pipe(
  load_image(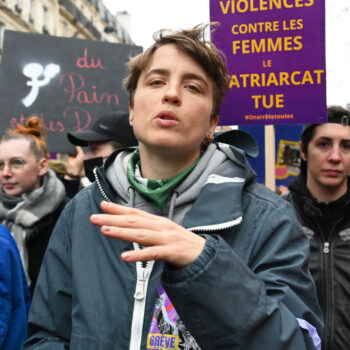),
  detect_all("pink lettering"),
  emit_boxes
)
[60,72,85,103]
[62,106,92,131]
[11,113,65,133]
[60,73,119,107]
[76,48,107,70]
